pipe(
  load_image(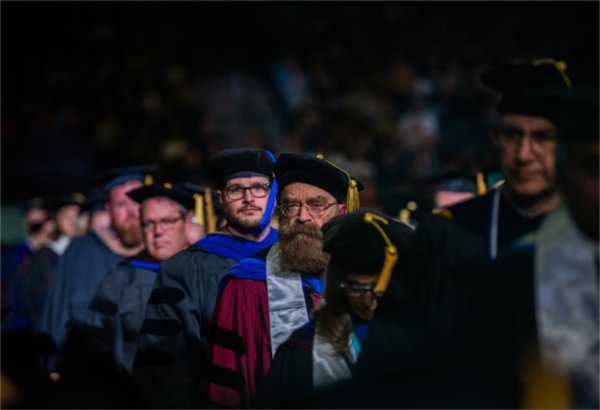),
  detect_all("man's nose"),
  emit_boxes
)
[242,189,255,202]
[297,204,313,222]
[363,292,378,309]
[152,222,166,235]
[516,135,536,162]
